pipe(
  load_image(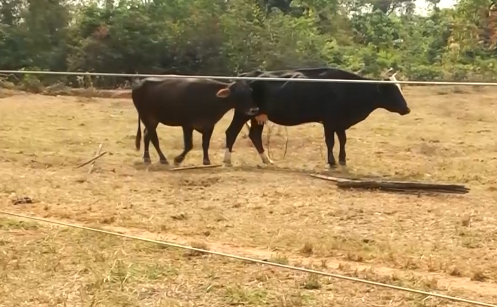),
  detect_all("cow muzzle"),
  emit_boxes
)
[400,108,411,115]
[246,107,259,116]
